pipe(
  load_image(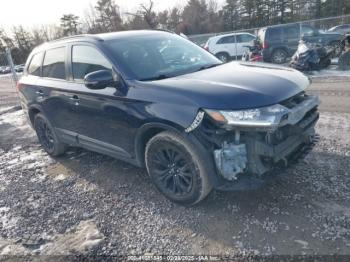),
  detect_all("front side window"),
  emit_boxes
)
[236,34,255,43]
[284,26,300,39]
[27,52,44,76]
[217,35,236,44]
[301,26,316,36]
[72,45,112,80]
[42,47,66,79]
[106,33,221,81]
